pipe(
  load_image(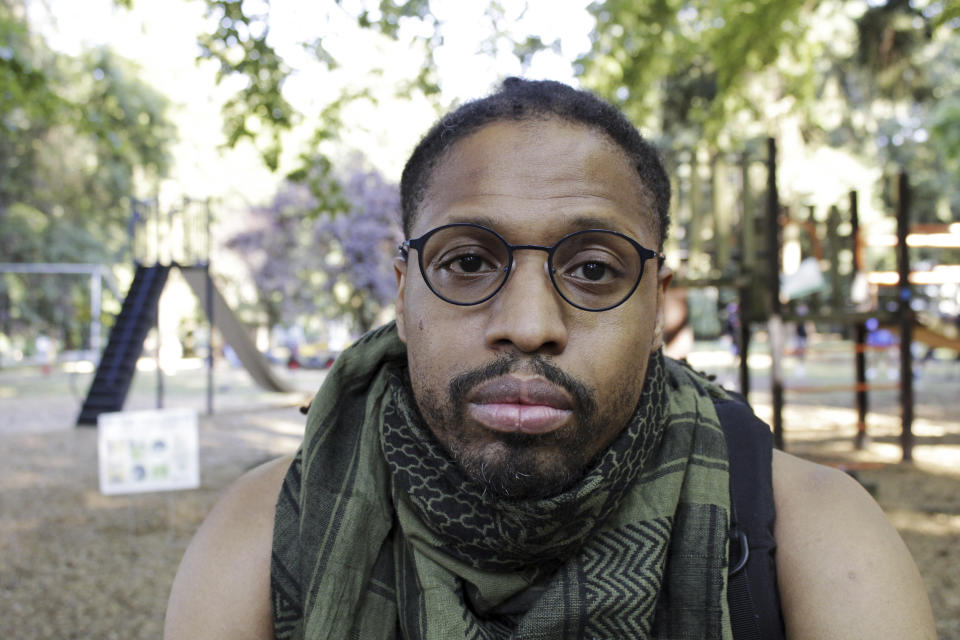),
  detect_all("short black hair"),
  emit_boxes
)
[399,77,671,247]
